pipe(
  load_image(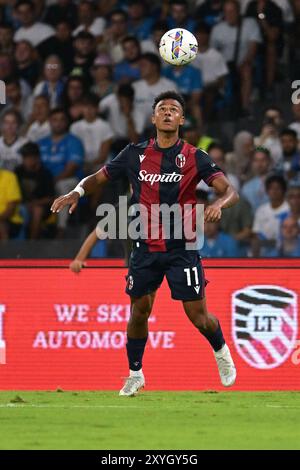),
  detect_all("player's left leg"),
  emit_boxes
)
[165,249,236,387]
[119,291,157,397]
[183,298,236,387]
